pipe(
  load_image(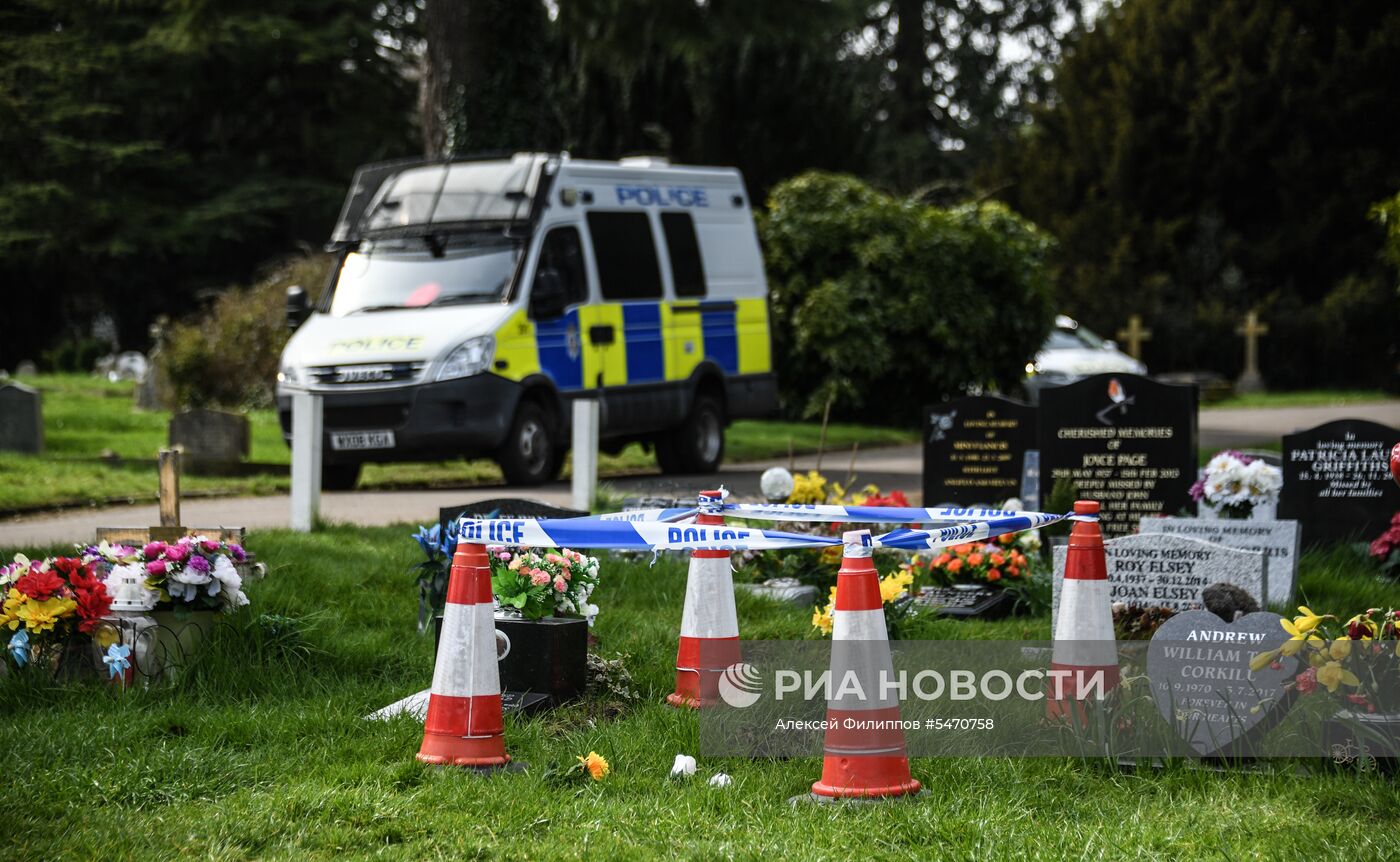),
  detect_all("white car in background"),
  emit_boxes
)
[1023,314,1147,402]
